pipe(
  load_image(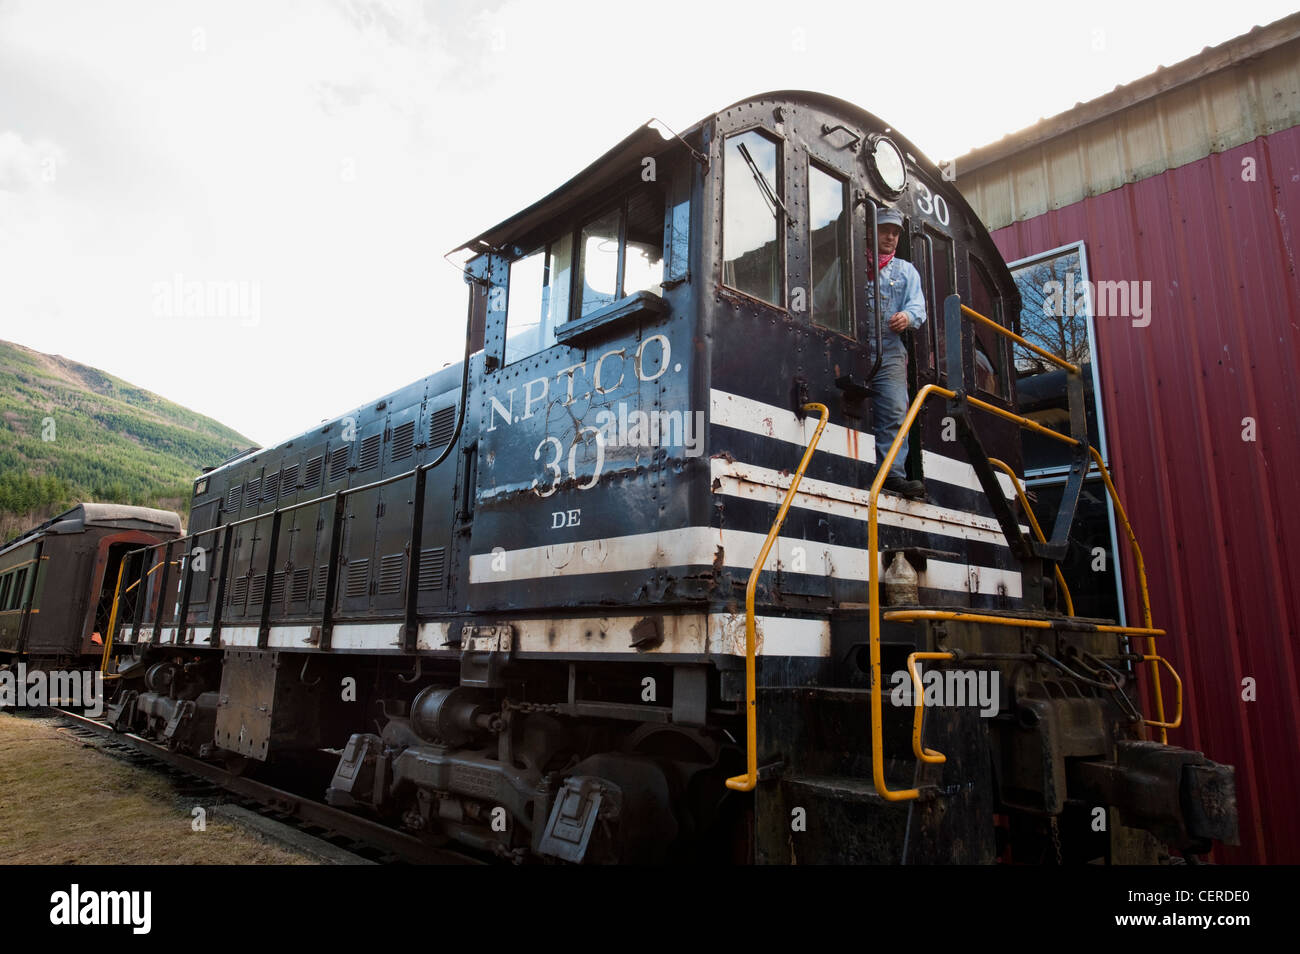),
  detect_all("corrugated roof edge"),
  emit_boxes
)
[955,11,1300,175]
